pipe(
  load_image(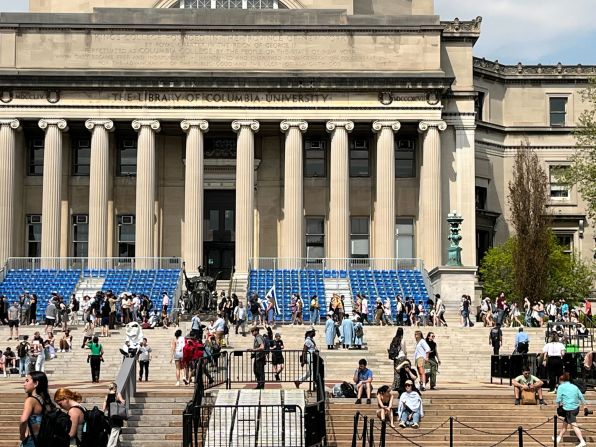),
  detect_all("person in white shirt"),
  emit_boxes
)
[398,380,424,428]
[543,334,566,392]
[213,315,226,345]
[414,330,431,391]
[132,294,140,322]
[234,302,247,336]
[361,297,369,325]
[190,313,202,337]
[162,292,170,315]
